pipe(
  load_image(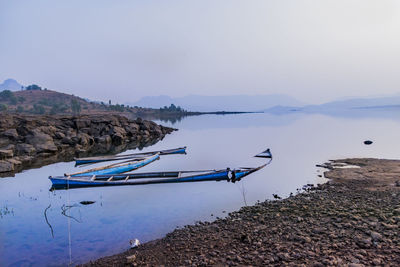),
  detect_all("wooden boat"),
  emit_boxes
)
[66,153,160,177]
[49,149,272,190]
[74,147,186,166]
[50,165,266,189]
